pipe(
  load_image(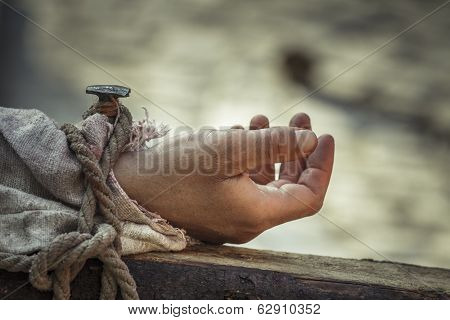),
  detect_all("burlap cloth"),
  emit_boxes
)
[0,106,188,257]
